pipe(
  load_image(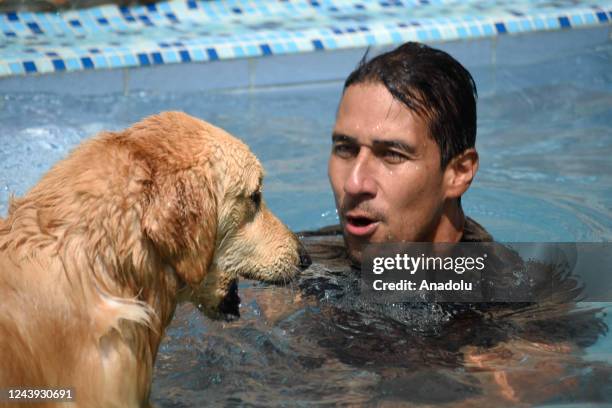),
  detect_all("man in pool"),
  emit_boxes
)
[325,41,491,264]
